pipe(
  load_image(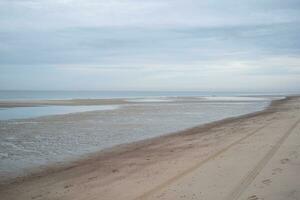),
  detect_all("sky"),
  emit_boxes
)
[0,0,300,92]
